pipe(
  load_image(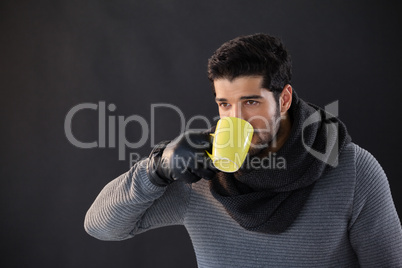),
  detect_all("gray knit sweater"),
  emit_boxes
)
[84,142,402,267]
